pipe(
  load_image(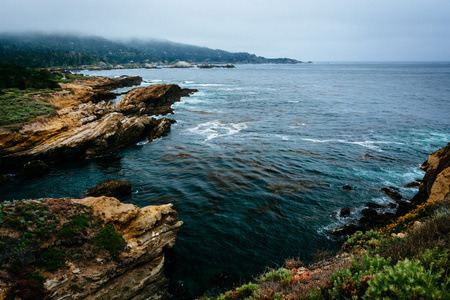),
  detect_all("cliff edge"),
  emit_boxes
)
[0,196,182,299]
[0,76,196,173]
